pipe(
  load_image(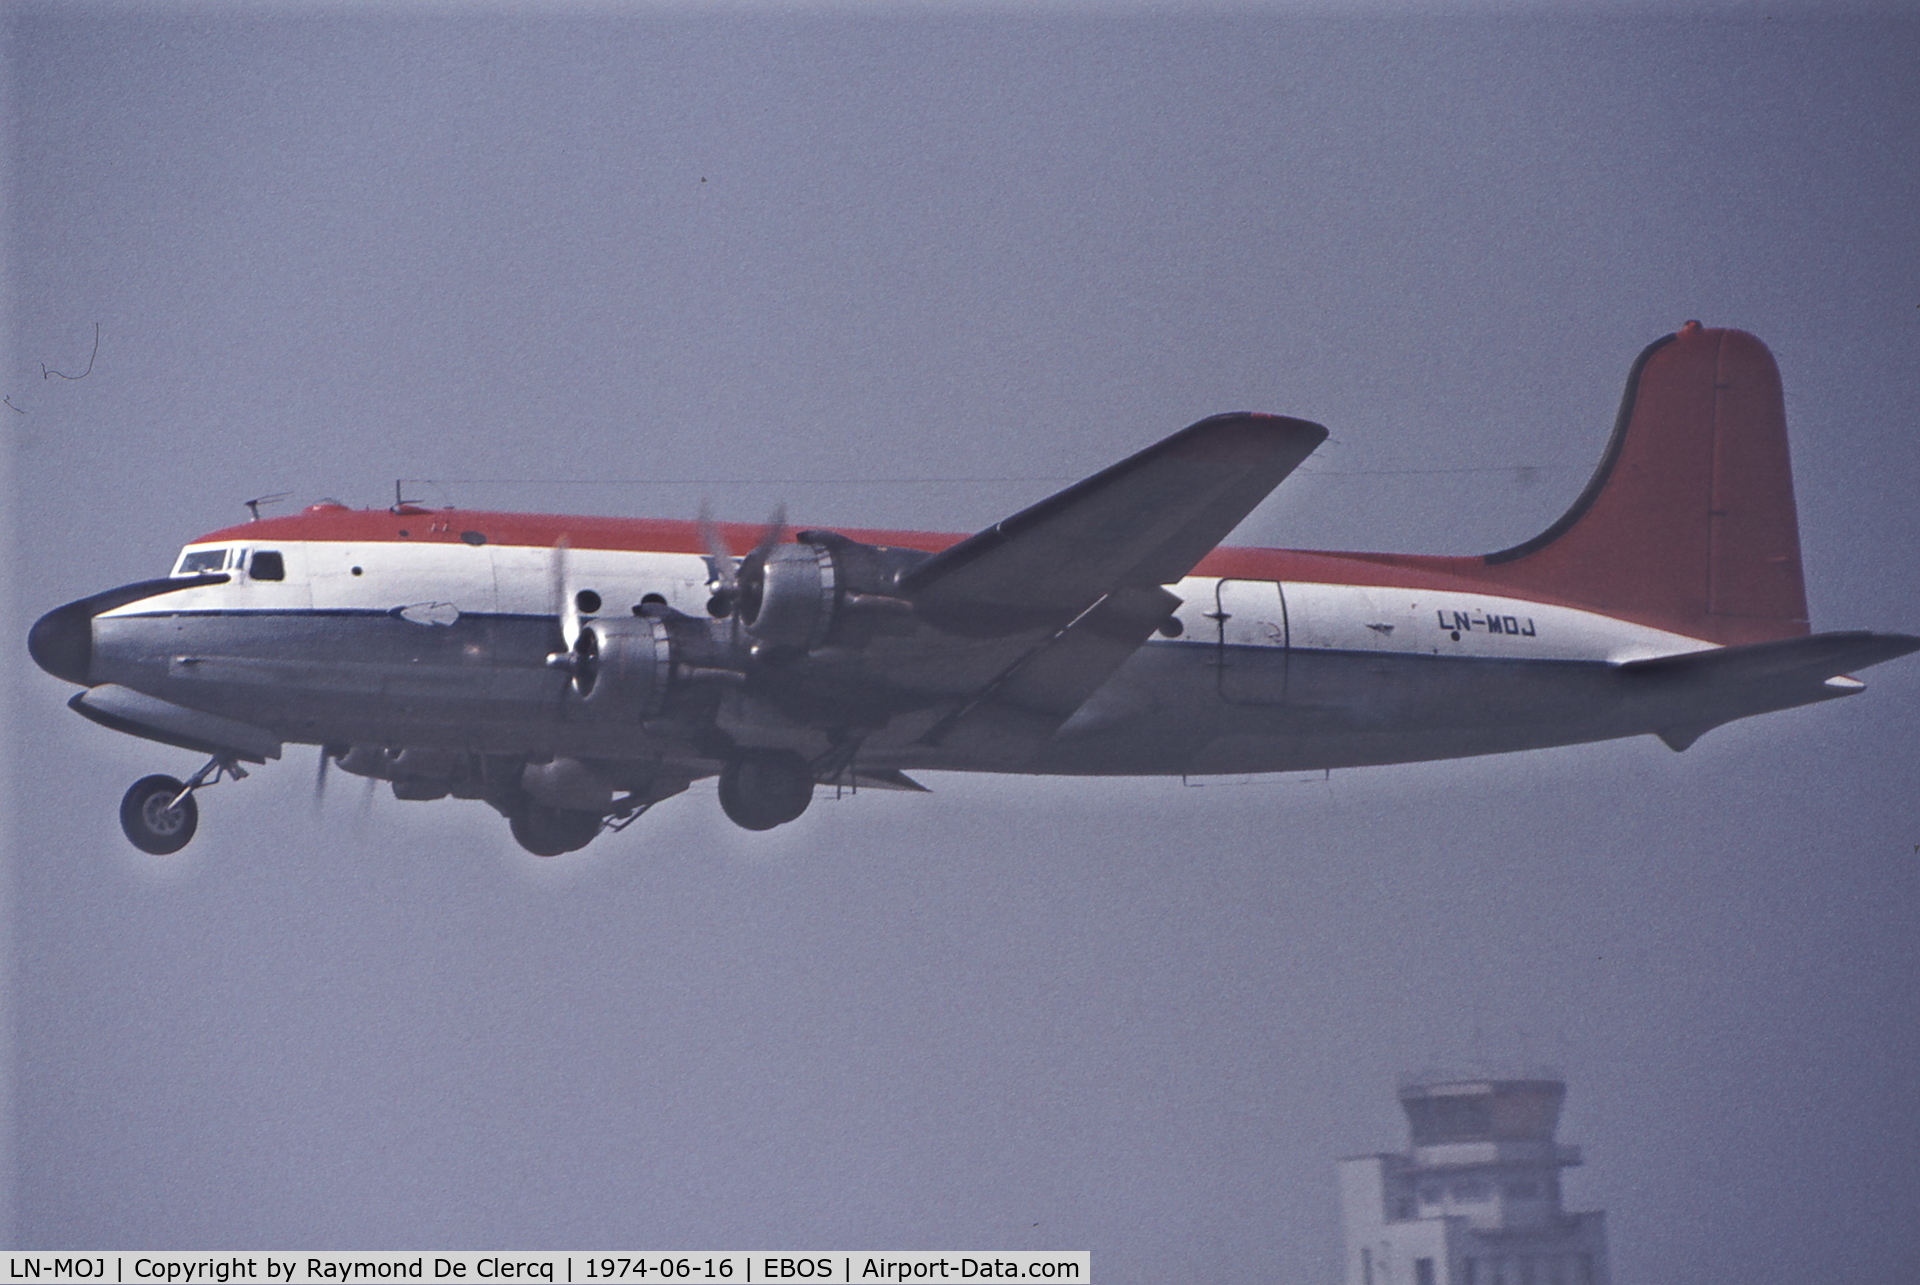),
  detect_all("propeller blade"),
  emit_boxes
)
[699,503,788,632]
[313,746,331,811]
[351,773,376,836]
[750,504,788,562]
[733,505,791,629]
[552,538,581,652]
[697,500,737,593]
